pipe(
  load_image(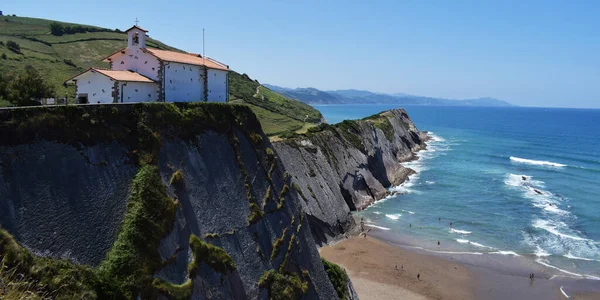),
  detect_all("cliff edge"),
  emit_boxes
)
[0,103,355,299]
[273,109,427,245]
